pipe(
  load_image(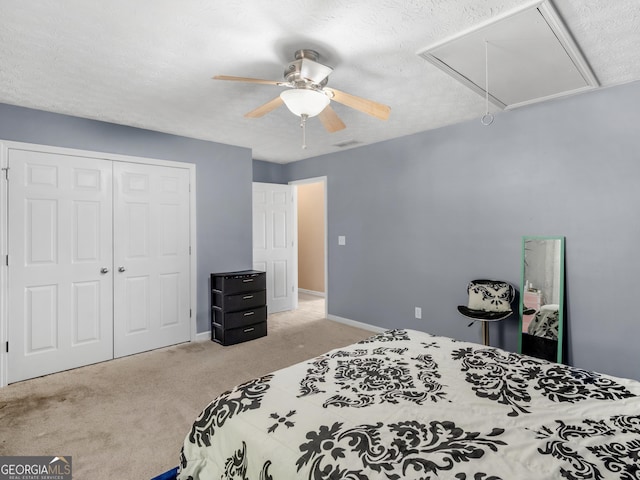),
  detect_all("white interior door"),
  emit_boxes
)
[113,162,191,358]
[7,150,113,383]
[252,182,294,313]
